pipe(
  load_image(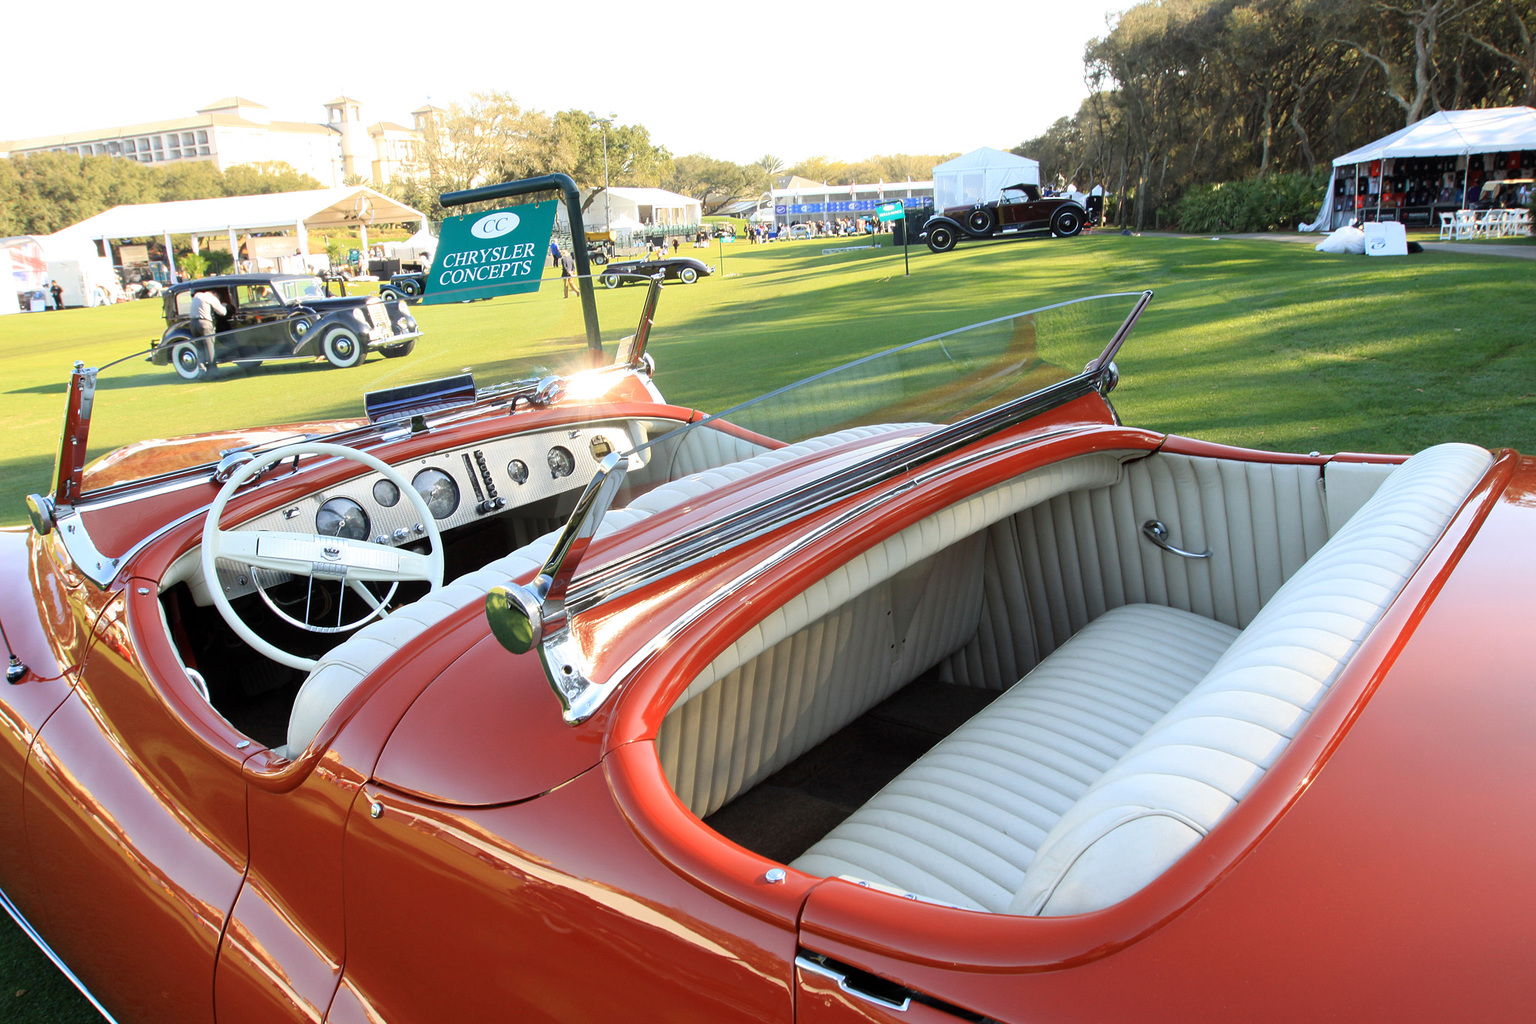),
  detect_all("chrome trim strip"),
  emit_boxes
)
[558,429,1079,722]
[0,884,123,1024]
[566,376,1099,616]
